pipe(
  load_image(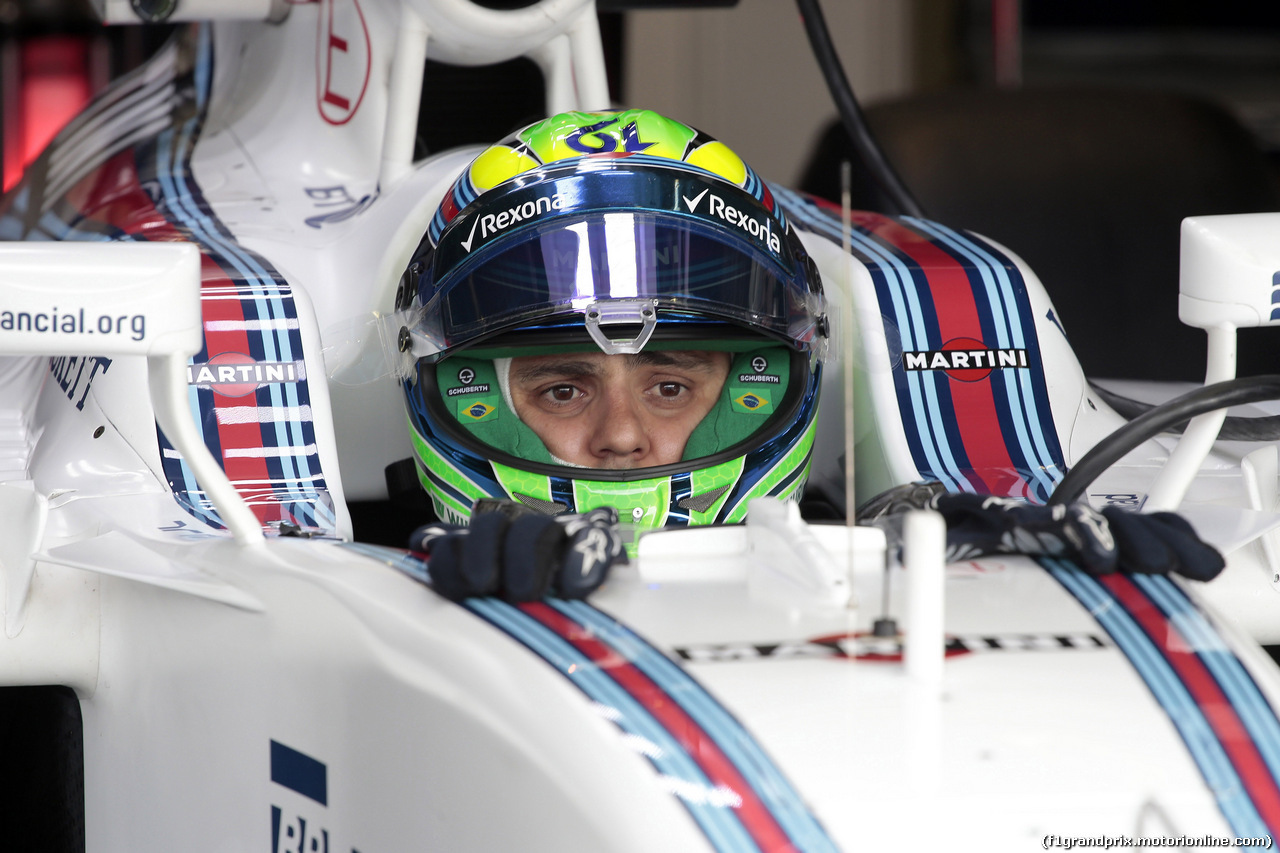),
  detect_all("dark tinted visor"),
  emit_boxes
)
[412,210,823,359]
